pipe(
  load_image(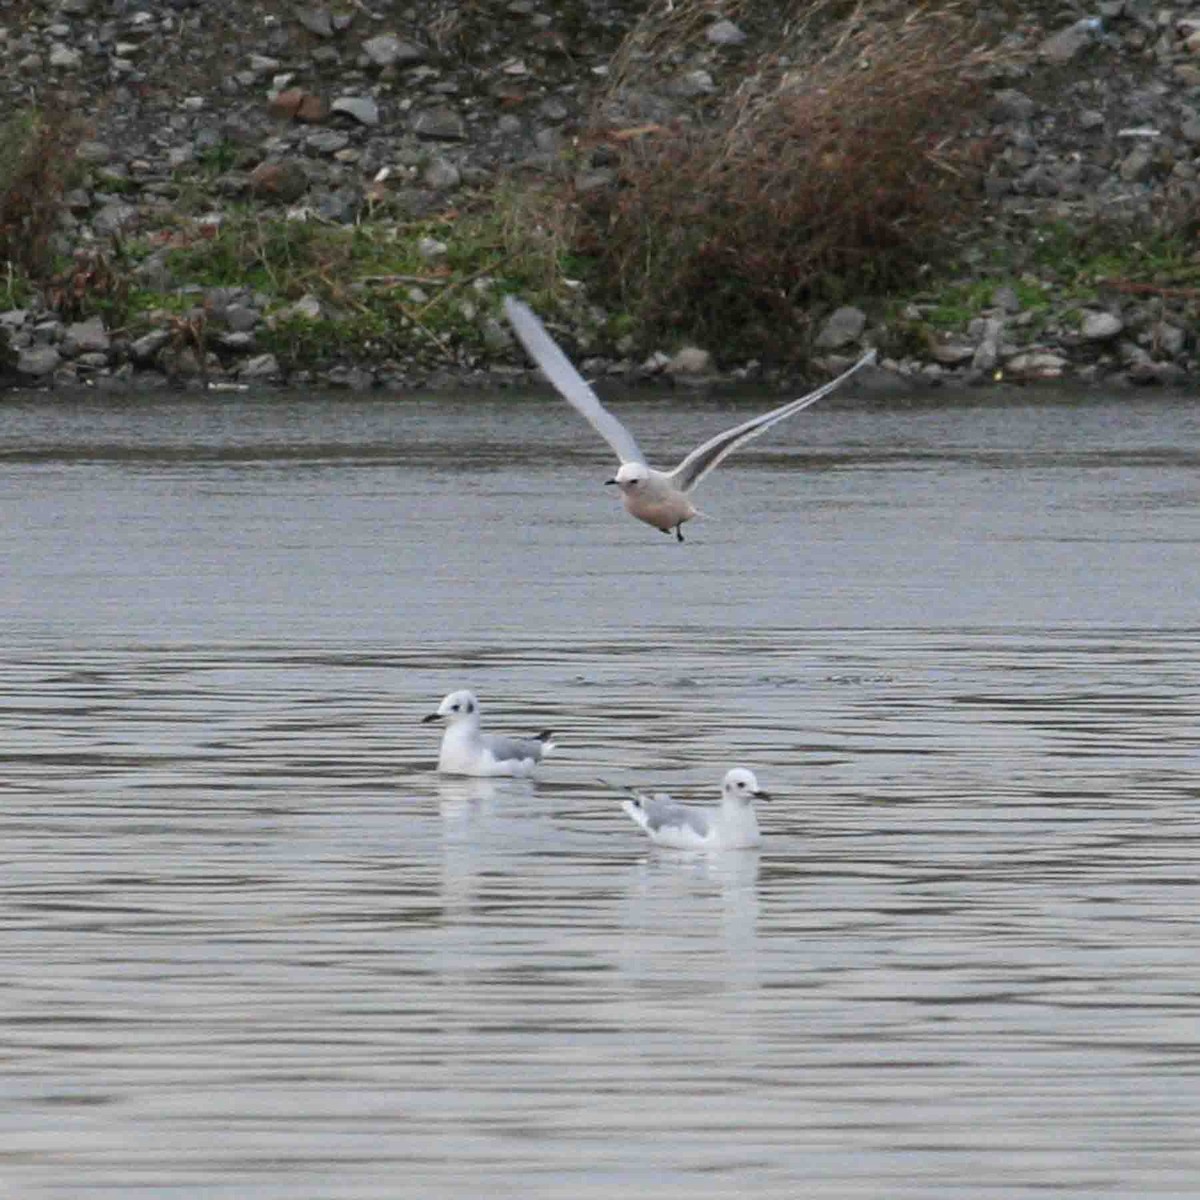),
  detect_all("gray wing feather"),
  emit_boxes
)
[666,348,876,493]
[639,797,711,837]
[482,733,545,764]
[503,297,645,465]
